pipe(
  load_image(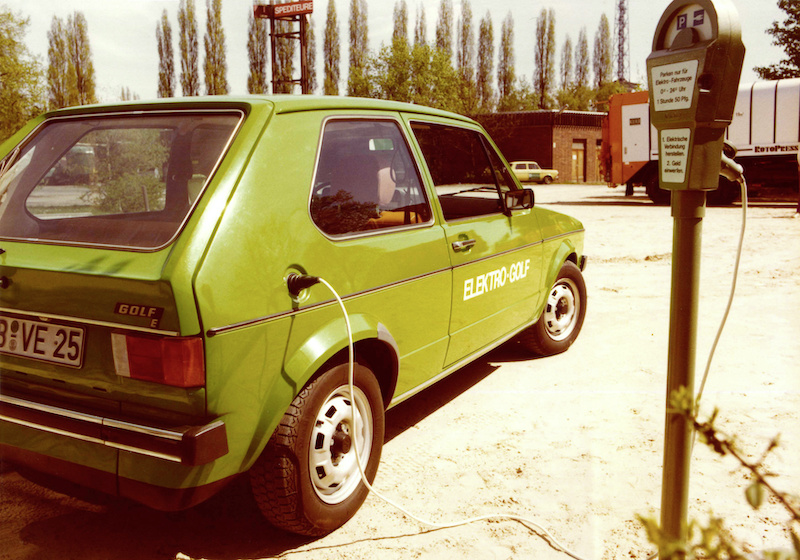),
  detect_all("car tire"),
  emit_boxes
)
[519,261,587,356]
[543,175,554,184]
[249,361,385,536]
